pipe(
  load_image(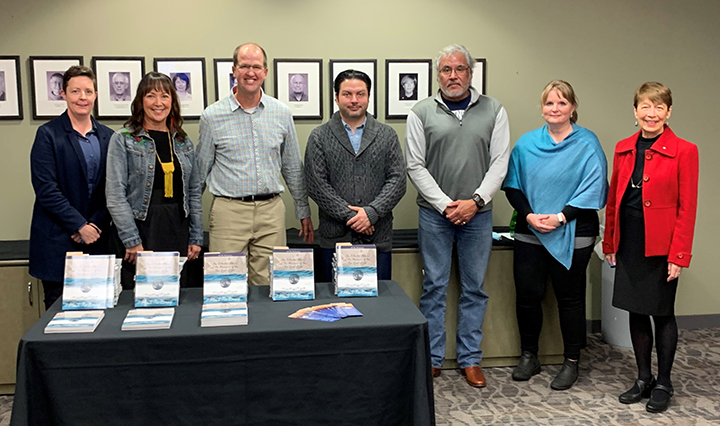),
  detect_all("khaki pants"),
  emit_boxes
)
[209,195,286,286]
